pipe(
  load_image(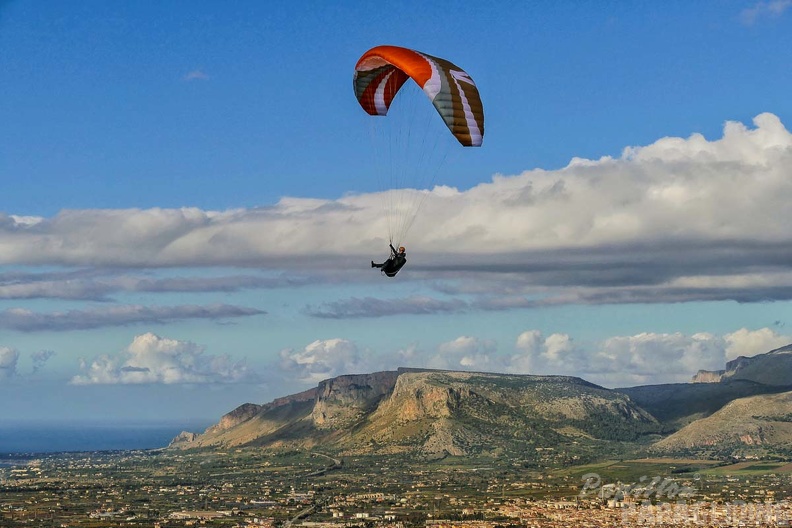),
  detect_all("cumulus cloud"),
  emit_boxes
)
[0,346,19,379]
[723,327,792,360]
[270,327,792,388]
[507,327,792,387]
[740,0,791,24]
[279,338,367,384]
[428,336,497,370]
[587,332,726,386]
[1,114,792,307]
[71,332,257,385]
[276,336,498,385]
[510,330,581,374]
[0,304,264,332]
